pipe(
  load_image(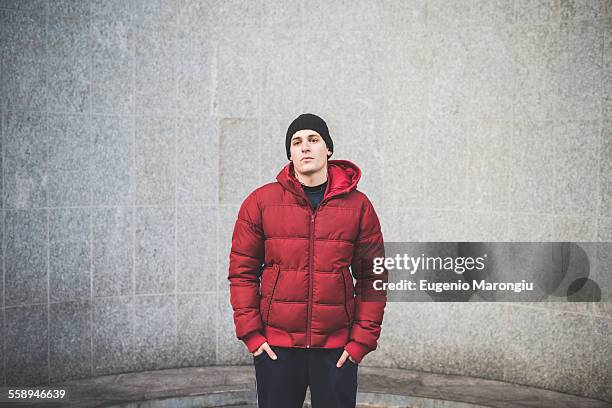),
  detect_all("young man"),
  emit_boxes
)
[228,113,387,408]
